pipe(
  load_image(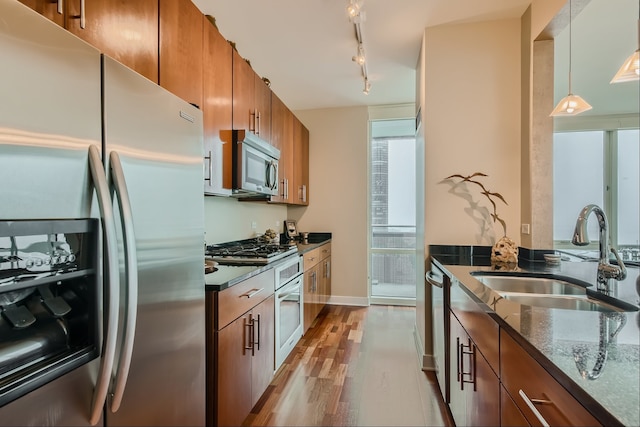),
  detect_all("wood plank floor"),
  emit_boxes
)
[244,305,454,426]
